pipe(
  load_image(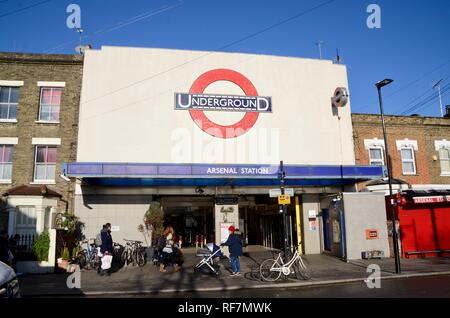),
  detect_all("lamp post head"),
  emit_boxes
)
[376,79,394,89]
